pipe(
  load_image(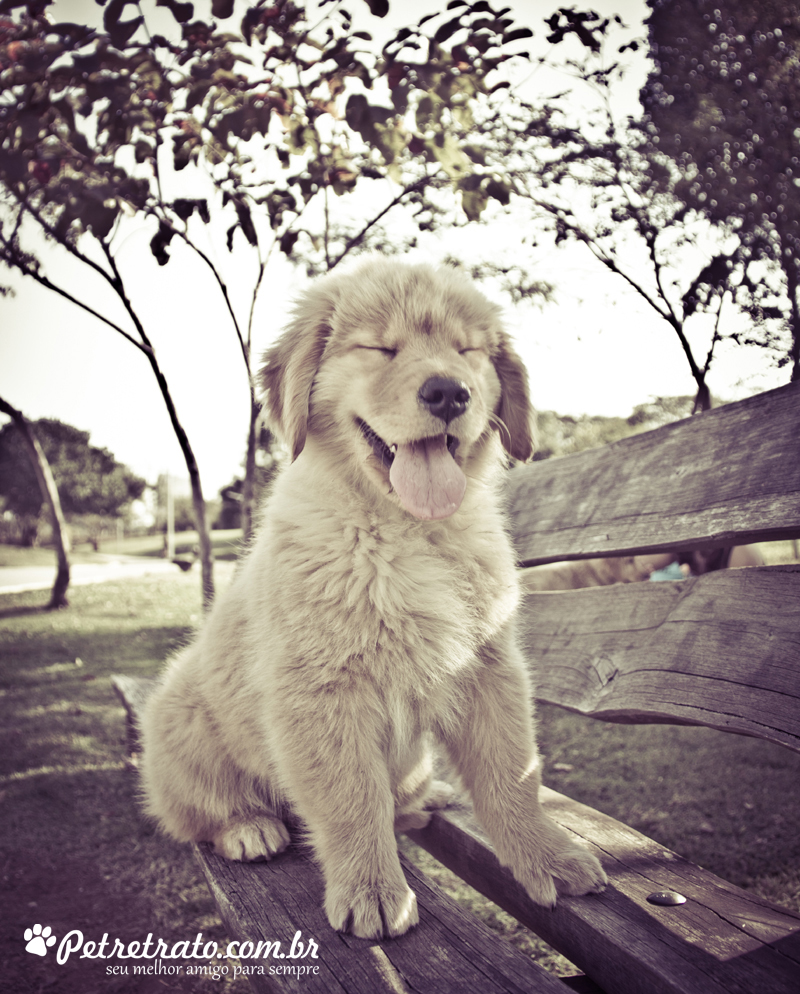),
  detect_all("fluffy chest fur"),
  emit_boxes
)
[241,454,520,713]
